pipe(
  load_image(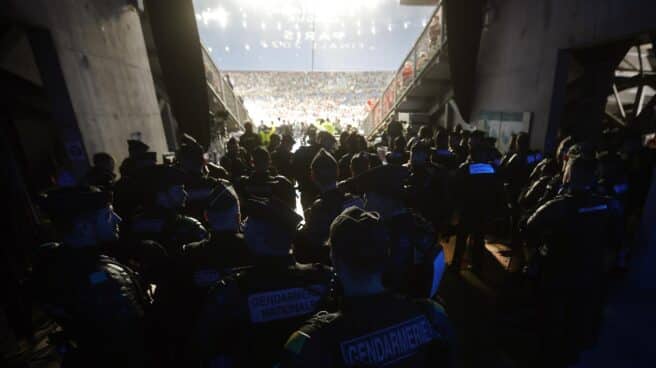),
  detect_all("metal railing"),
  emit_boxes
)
[363,2,446,137]
[201,46,251,128]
